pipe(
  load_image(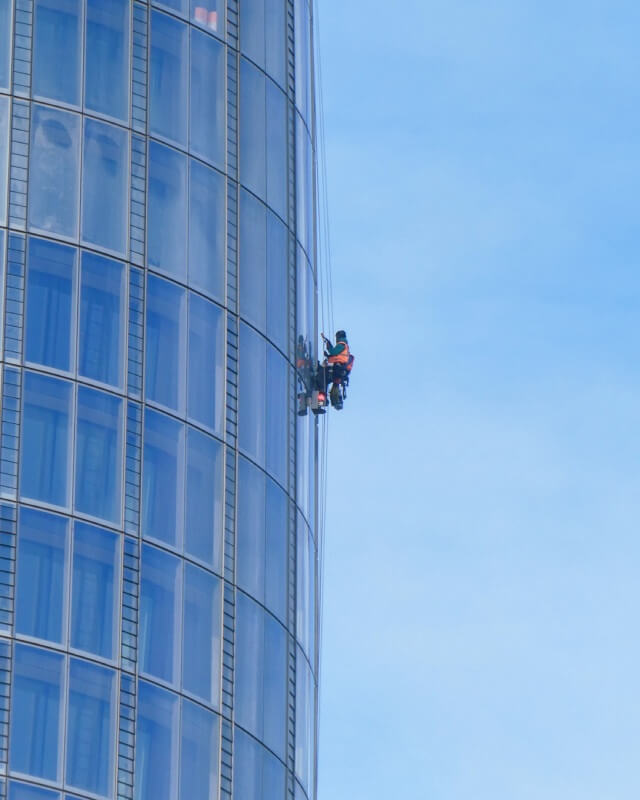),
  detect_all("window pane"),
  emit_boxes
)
[66,660,116,797]
[16,507,68,643]
[266,209,288,351]
[238,324,266,465]
[180,701,219,800]
[187,292,223,432]
[240,0,265,69]
[29,105,80,238]
[239,59,266,199]
[148,141,187,280]
[265,478,287,623]
[233,729,260,800]
[266,345,287,484]
[295,116,312,256]
[140,544,181,684]
[150,10,188,146]
[265,0,286,87]
[296,517,314,662]
[11,644,64,781]
[0,95,8,225]
[25,237,76,372]
[75,386,123,523]
[71,522,119,660]
[263,748,286,799]
[188,159,225,300]
[157,0,187,15]
[33,0,81,105]
[191,1,223,32]
[142,408,184,547]
[136,681,179,800]
[264,614,287,757]
[239,190,267,332]
[0,0,11,90]
[21,372,72,507]
[145,274,186,413]
[79,251,125,388]
[190,28,224,168]
[85,0,130,121]
[266,81,286,219]
[237,457,265,605]
[185,427,223,572]
[82,118,128,254]
[294,0,311,122]
[182,563,221,705]
[295,648,315,793]
[9,782,60,800]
